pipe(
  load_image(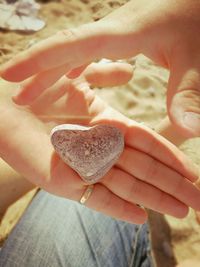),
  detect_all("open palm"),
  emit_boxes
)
[0,62,200,224]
